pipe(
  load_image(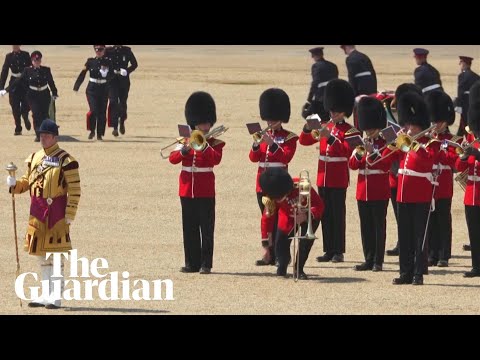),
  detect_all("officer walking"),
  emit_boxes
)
[341,45,377,97]
[0,51,58,142]
[454,56,480,136]
[0,45,31,135]
[302,47,339,121]
[105,45,138,136]
[413,48,444,95]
